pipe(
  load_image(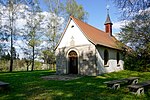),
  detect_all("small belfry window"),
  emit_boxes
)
[104,50,109,66]
[117,52,120,65]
